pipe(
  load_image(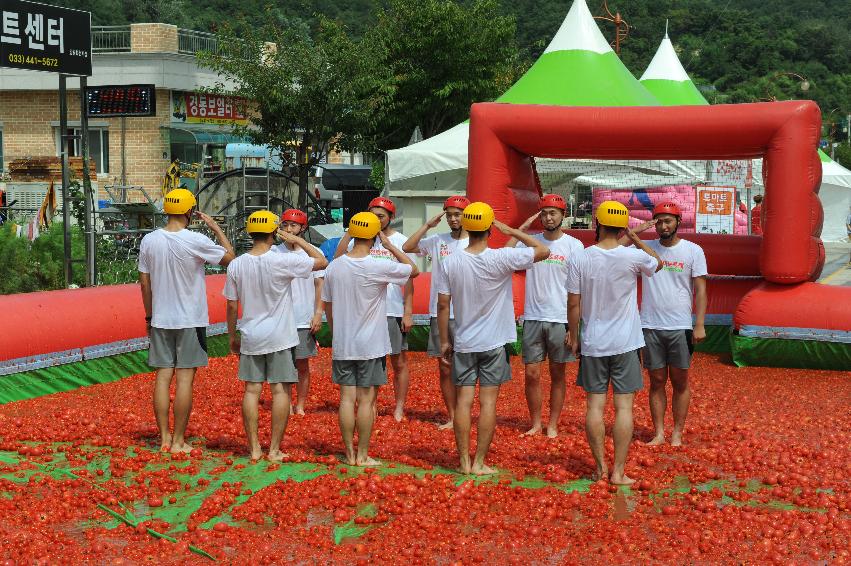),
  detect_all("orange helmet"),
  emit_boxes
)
[281,208,308,226]
[539,193,566,211]
[443,195,471,211]
[653,201,681,218]
[368,196,396,217]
